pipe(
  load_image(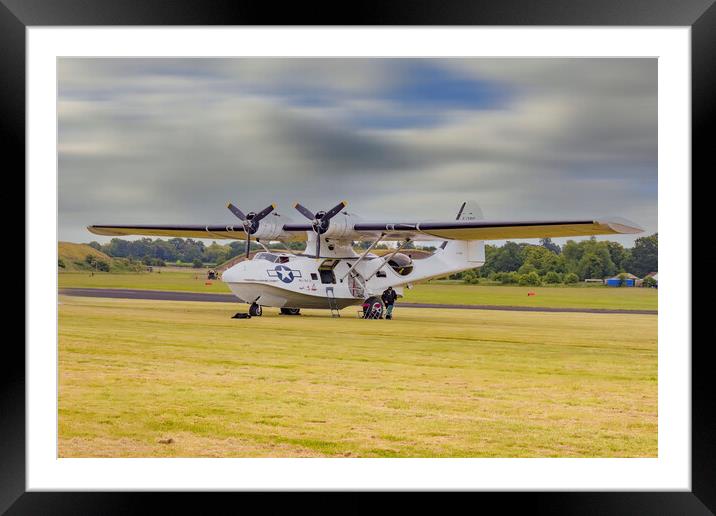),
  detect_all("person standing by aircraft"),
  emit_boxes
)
[381,286,398,320]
